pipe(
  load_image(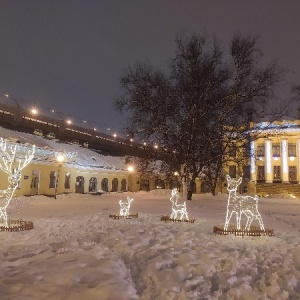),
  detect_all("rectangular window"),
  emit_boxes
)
[229,146,236,158]
[243,165,250,179]
[257,144,265,157]
[257,166,265,181]
[272,143,280,157]
[288,143,296,157]
[49,171,56,188]
[273,166,281,181]
[289,166,297,181]
[65,172,71,189]
[229,165,236,178]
